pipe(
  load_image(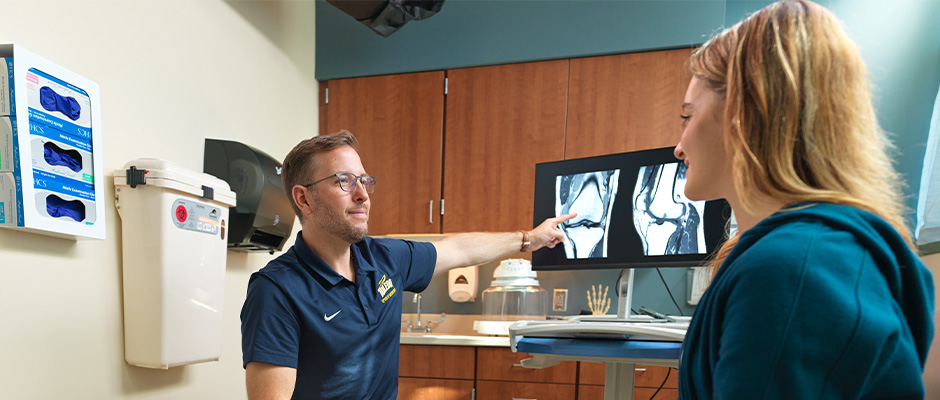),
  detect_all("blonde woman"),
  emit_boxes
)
[674,0,935,398]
